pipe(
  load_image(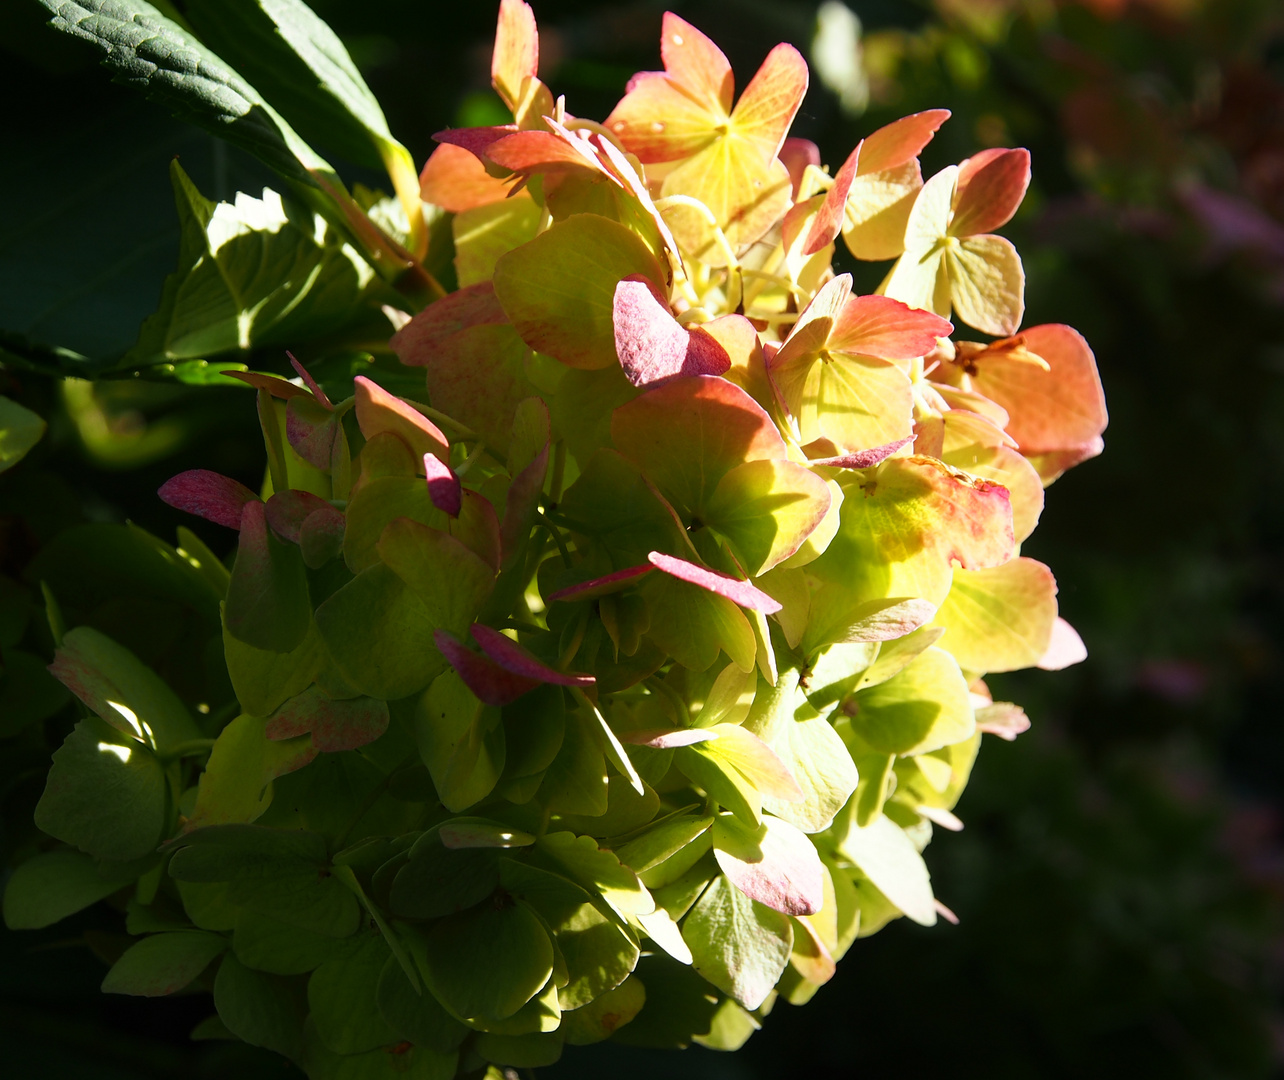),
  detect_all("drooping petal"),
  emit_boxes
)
[803,141,861,255]
[433,628,538,706]
[470,624,595,689]
[647,552,781,613]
